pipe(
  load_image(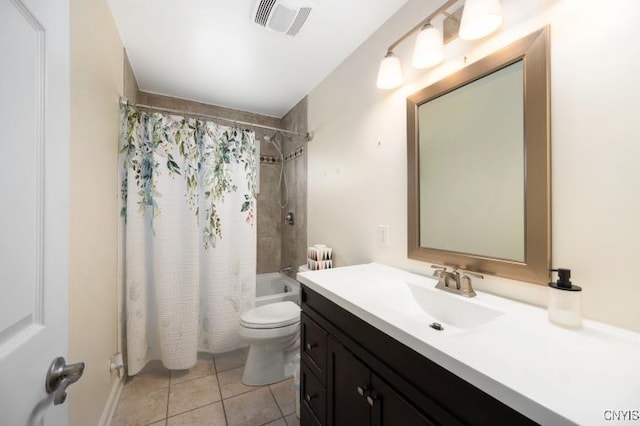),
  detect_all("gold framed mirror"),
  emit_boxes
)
[407,27,550,285]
